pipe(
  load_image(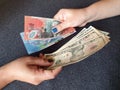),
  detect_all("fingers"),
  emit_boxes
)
[54,9,70,32]
[54,9,65,21]
[28,67,62,85]
[54,14,63,21]
[27,57,52,66]
[54,22,70,33]
[41,66,62,80]
[39,53,45,59]
[50,66,62,77]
